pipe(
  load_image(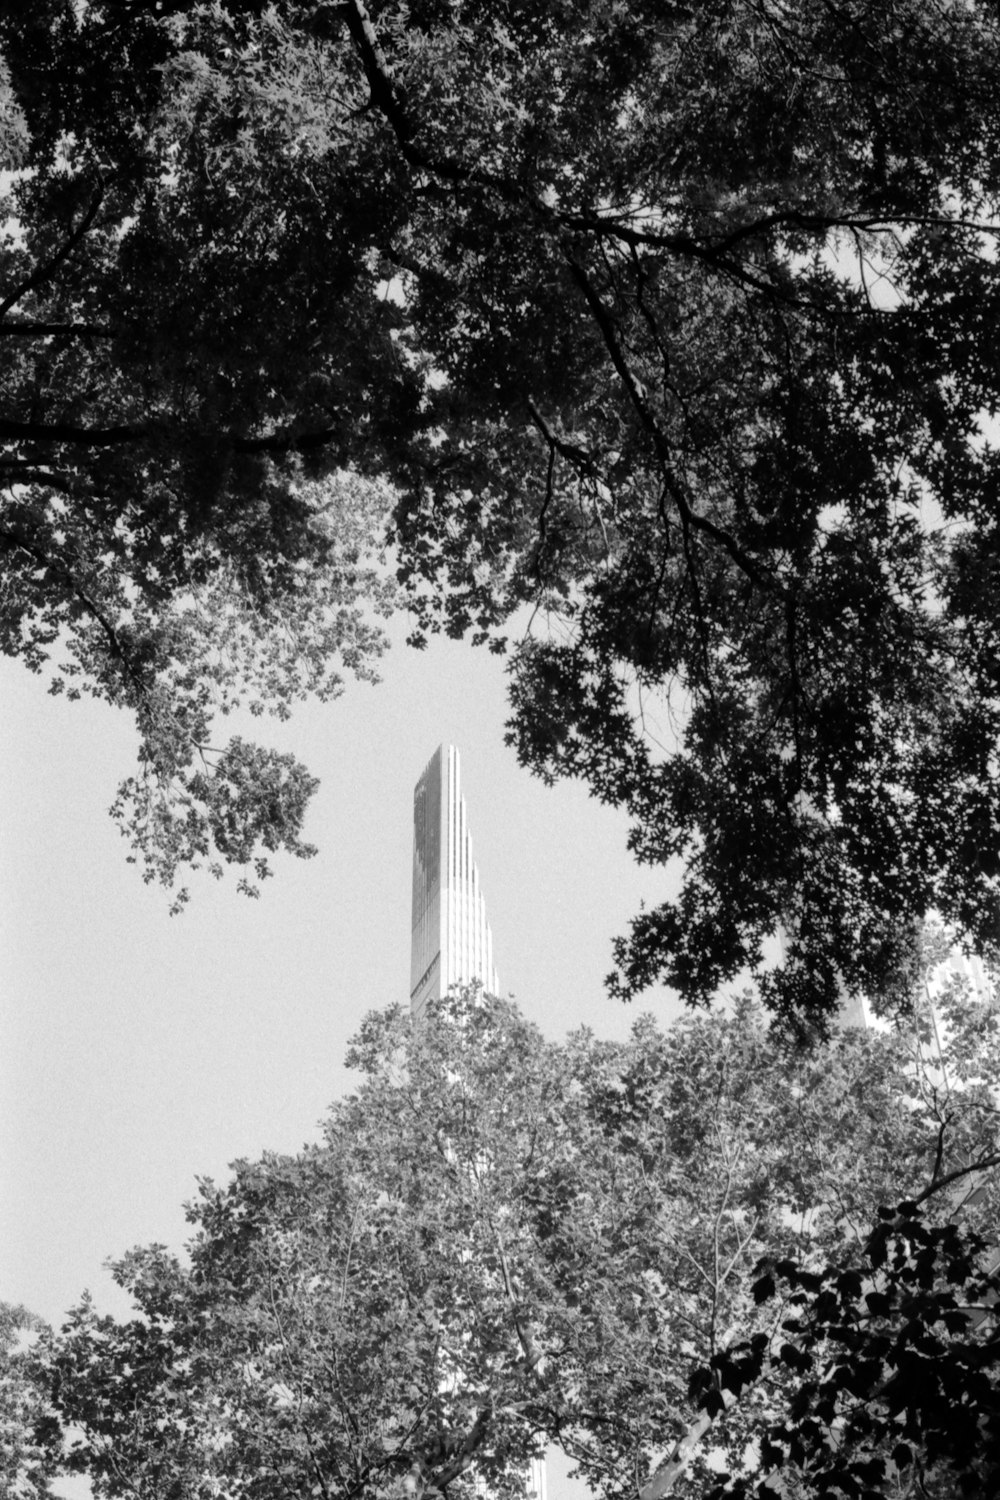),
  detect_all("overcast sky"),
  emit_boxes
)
[2,612,682,1336]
